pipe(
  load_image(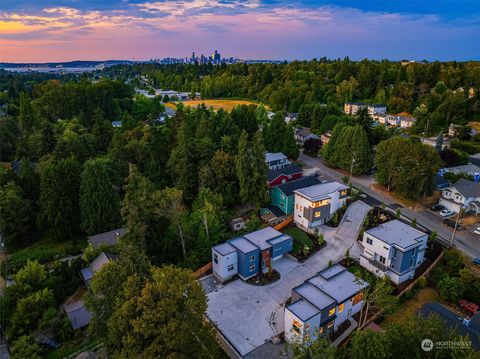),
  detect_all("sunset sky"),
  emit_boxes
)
[1,0,480,63]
